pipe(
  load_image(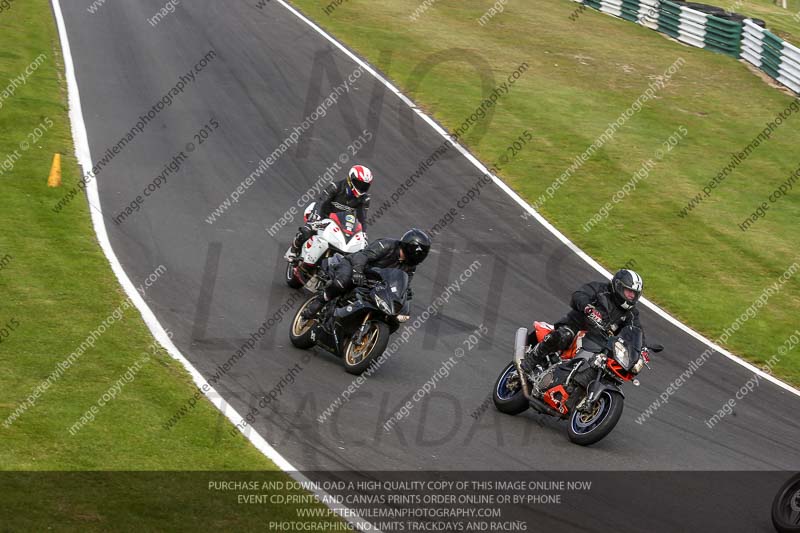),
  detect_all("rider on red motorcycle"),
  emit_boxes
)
[287,165,373,259]
[523,269,646,371]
